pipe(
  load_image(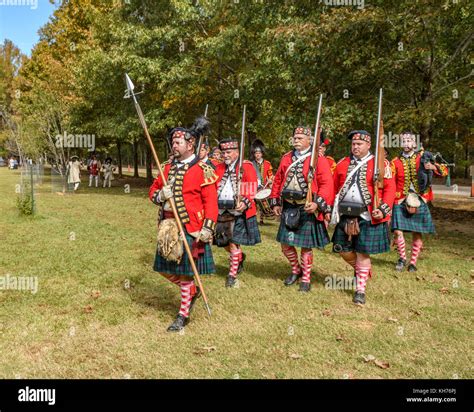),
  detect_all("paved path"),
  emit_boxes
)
[432,184,472,197]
